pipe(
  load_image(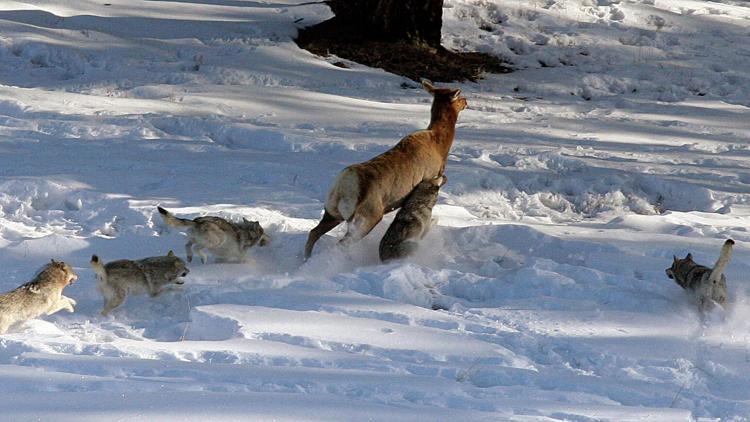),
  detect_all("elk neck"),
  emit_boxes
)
[427,109,459,155]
